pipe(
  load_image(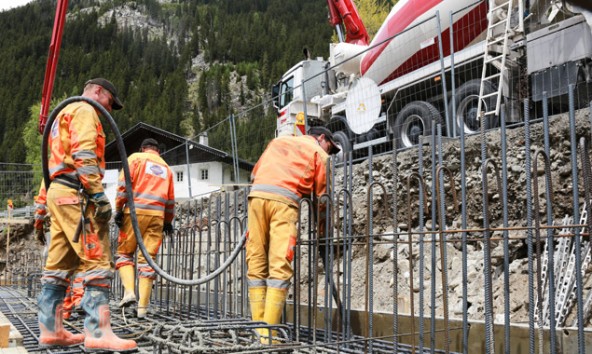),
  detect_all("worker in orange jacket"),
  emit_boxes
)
[34,182,84,321]
[114,138,175,319]
[38,78,137,352]
[246,126,339,343]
